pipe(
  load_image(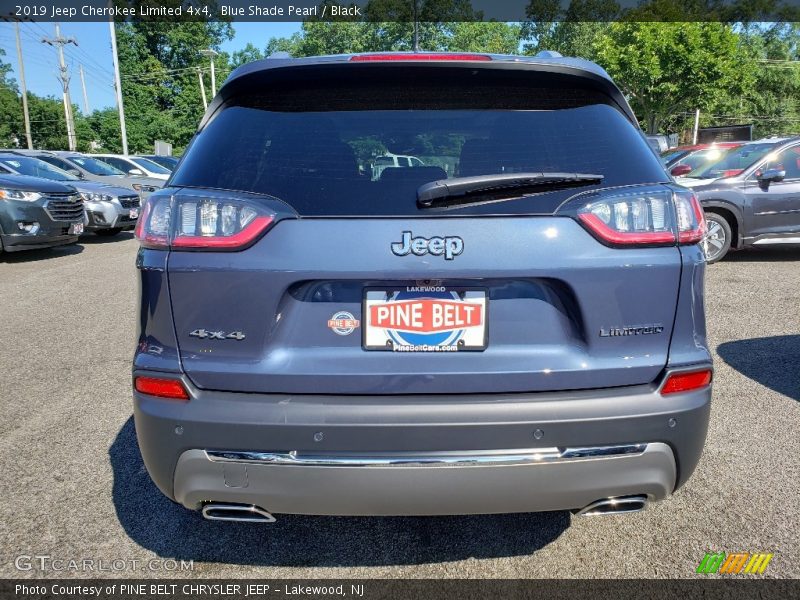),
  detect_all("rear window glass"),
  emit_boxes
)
[173,74,667,216]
